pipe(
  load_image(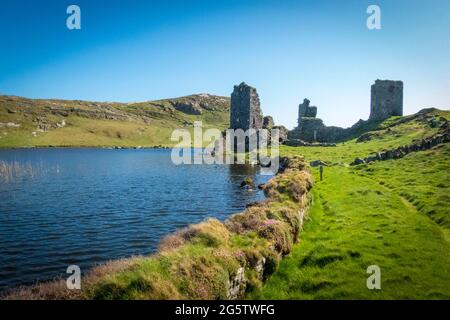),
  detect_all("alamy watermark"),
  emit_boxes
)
[66,5,81,30]
[66,265,81,290]
[170,121,279,175]
[367,5,382,30]
[366,265,381,290]
[65,5,380,31]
